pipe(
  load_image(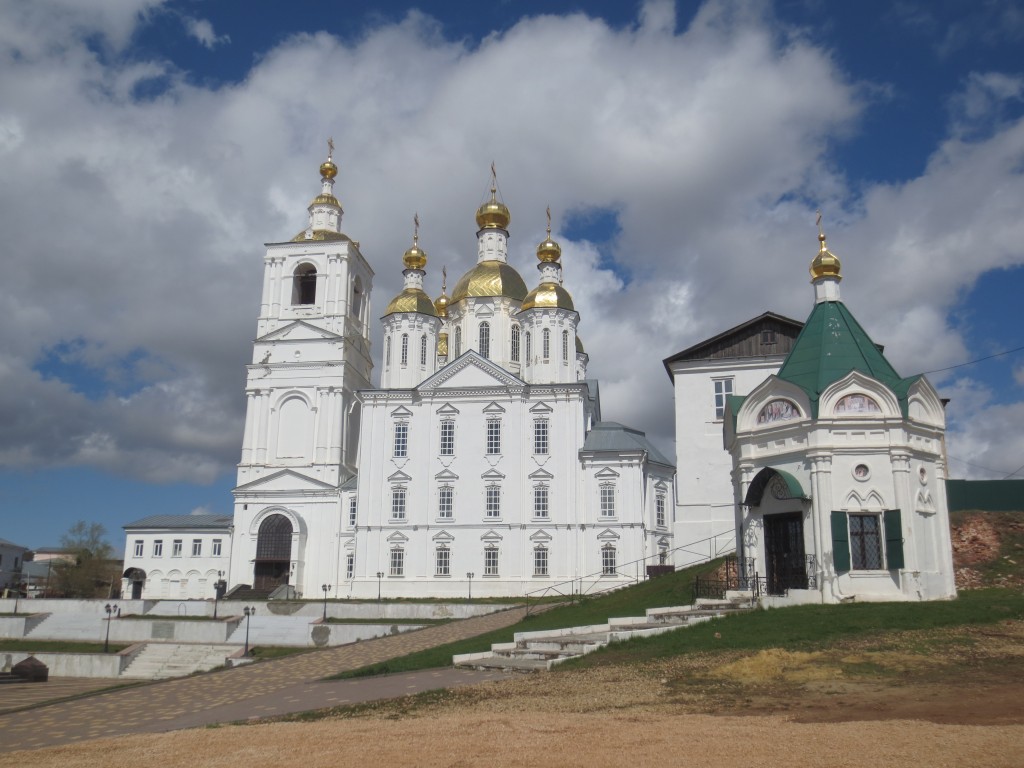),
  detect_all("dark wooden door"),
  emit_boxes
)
[764,512,807,595]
